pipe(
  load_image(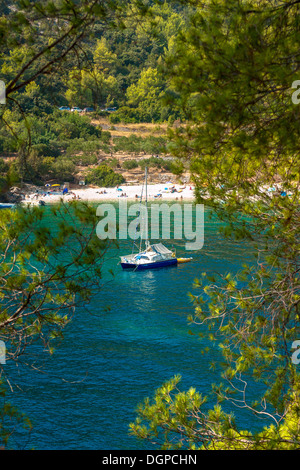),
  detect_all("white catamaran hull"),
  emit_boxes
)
[120,258,177,270]
[120,168,182,271]
[121,243,178,270]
